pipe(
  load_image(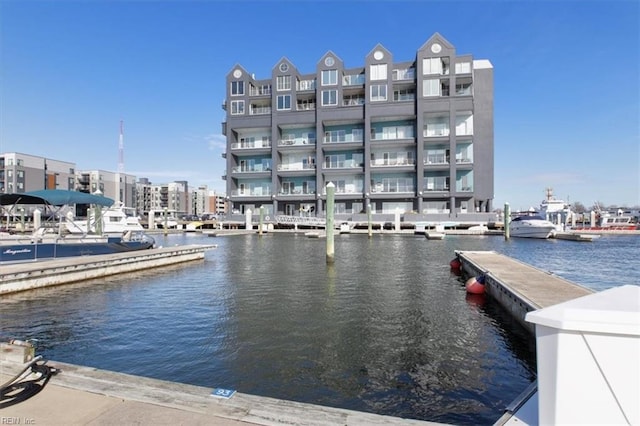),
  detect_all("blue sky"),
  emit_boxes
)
[1,0,638,211]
